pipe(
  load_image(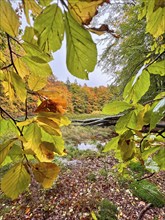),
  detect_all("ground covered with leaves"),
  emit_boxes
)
[0,126,165,220]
